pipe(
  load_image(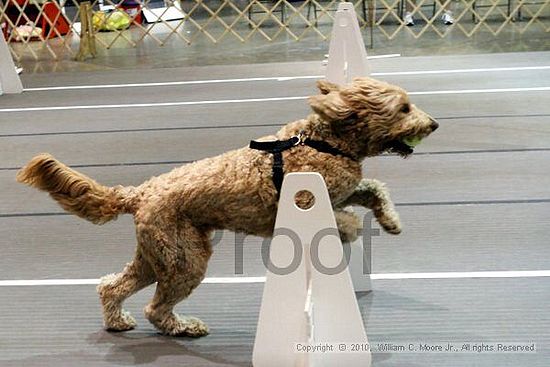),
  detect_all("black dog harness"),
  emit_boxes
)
[249,132,356,196]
